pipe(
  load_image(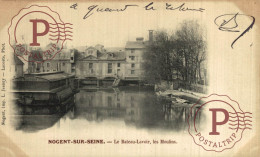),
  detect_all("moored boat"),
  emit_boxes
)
[11,71,77,114]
